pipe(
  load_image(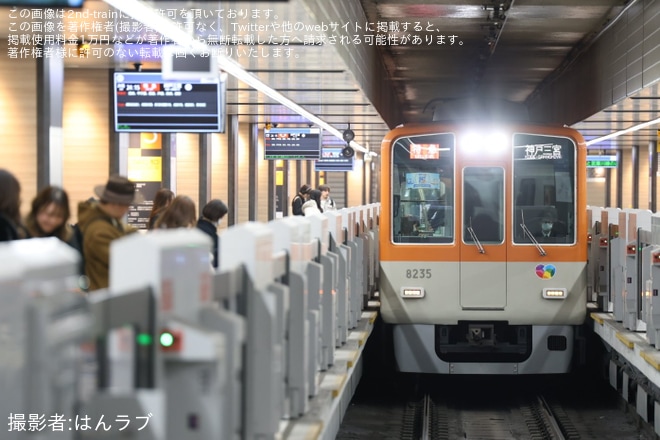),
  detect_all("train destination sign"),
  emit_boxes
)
[519,143,563,160]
